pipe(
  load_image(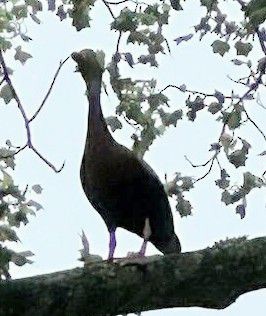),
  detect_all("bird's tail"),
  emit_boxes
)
[153,233,181,255]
